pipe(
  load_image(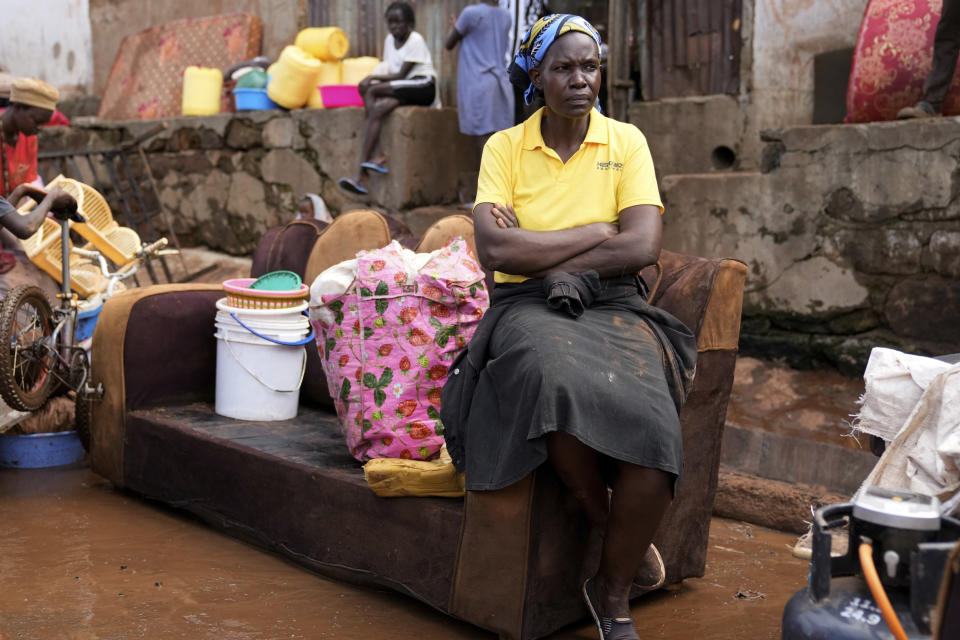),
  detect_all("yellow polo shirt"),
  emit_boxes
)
[475,107,663,283]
